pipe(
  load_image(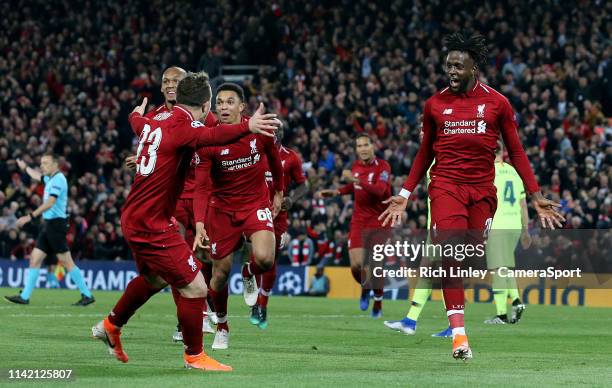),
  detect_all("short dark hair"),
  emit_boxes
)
[176,72,212,107]
[444,32,488,67]
[42,153,58,163]
[355,133,373,144]
[215,82,245,102]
